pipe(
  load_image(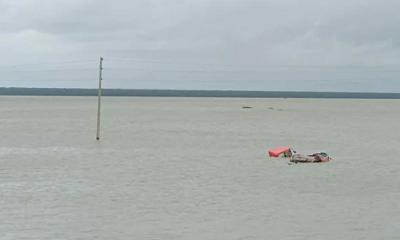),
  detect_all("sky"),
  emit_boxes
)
[0,0,399,92]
